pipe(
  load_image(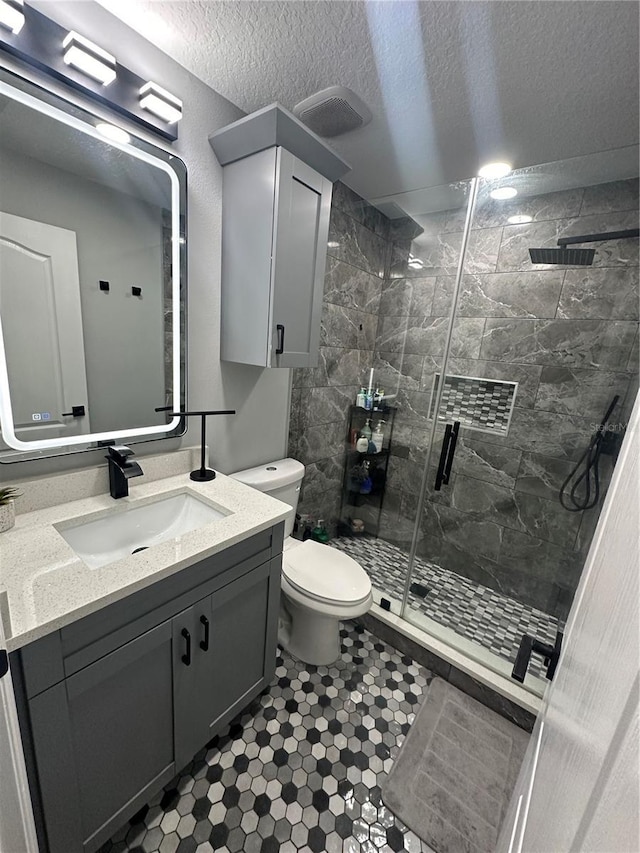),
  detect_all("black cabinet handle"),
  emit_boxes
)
[442,420,460,485]
[199,615,210,651]
[512,630,563,682]
[434,424,452,491]
[181,628,191,666]
[62,405,86,418]
[275,324,285,355]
